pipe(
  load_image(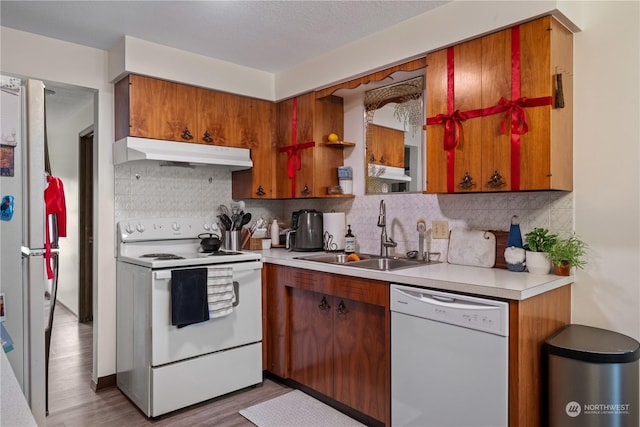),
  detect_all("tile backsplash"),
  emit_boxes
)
[115,162,573,258]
